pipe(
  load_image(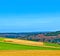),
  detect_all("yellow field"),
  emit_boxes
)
[0,50,60,56]
[4,38,44,46]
